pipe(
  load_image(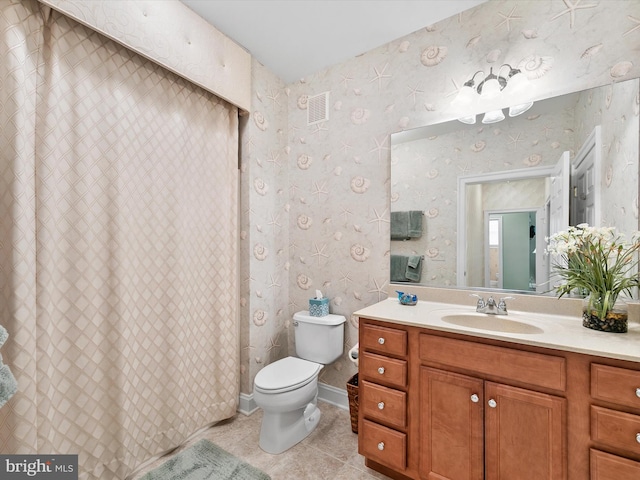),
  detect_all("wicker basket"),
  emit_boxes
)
[347,373,359,434]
